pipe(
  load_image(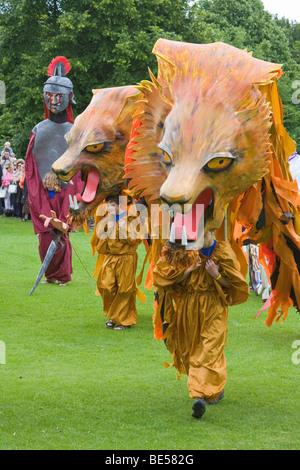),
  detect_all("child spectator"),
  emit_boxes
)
[1,142,14,158]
